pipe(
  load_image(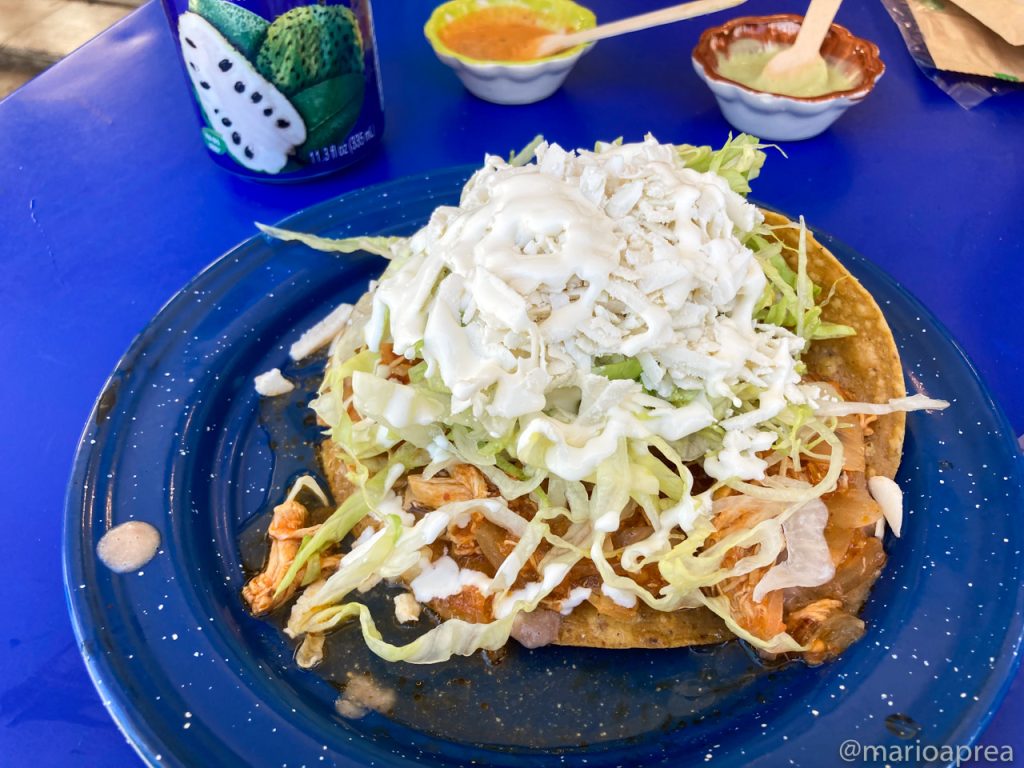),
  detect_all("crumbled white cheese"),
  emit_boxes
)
[703,428,778,482]
[868,476,904,538]
[394,593,421,623]
[290,302,353,361]
[362,135,806,480]
[253,368,294,397]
